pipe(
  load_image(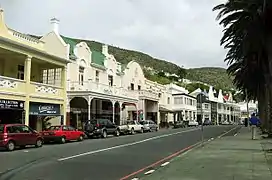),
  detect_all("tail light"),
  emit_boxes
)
[3,133,8,139]
[96,124,100,127]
